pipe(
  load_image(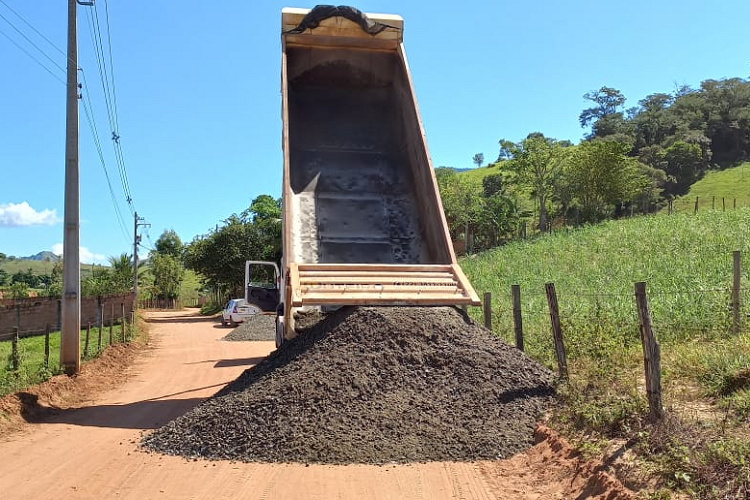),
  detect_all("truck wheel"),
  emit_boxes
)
[275,315,284,349]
